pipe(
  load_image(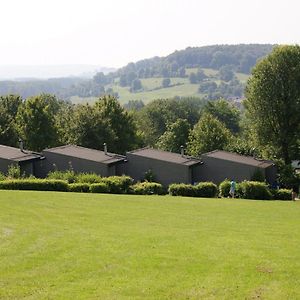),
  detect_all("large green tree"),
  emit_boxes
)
[0,95,22,146]
[72,96,138,154]
[203,99,240,133]
[187,113,232,156]
[16,94,59,151]
[245,45,300,164]
[156,119,190,152]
